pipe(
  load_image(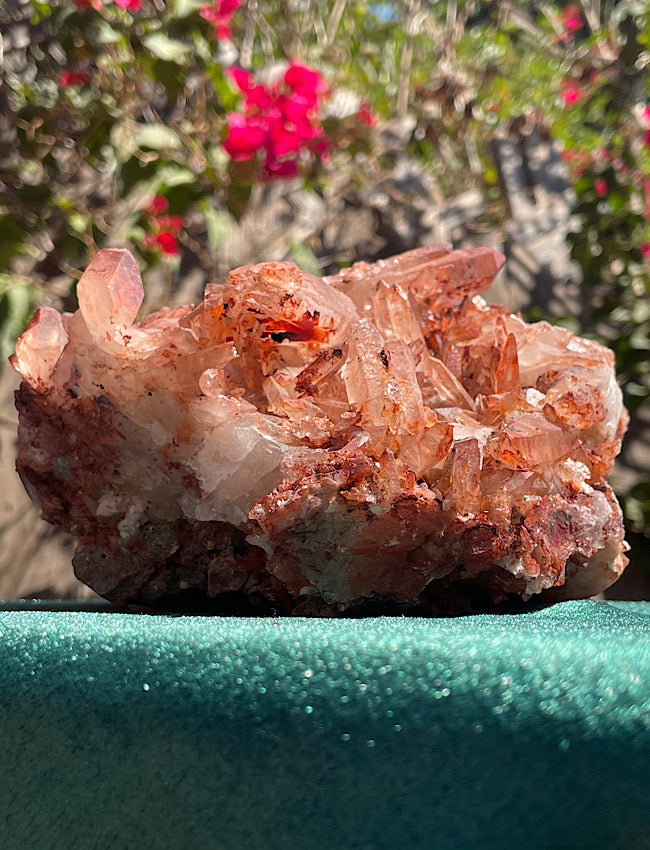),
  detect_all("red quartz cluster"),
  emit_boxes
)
[11,245,628,613]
